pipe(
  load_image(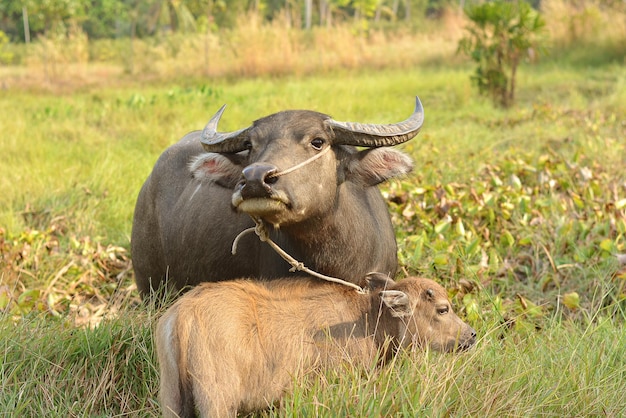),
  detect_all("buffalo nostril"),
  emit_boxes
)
[242,163,278,184]
[241,163,279,198]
